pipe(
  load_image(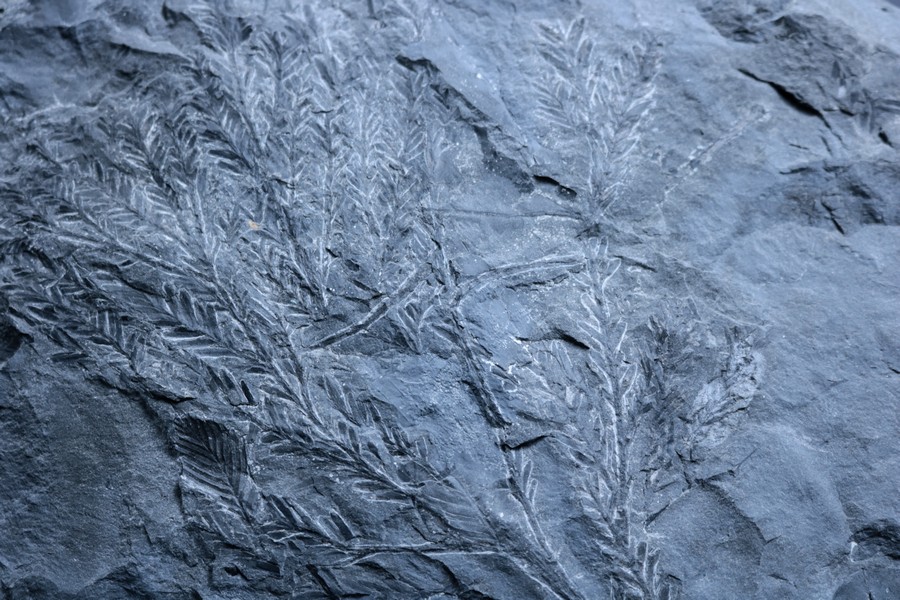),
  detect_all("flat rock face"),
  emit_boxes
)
[0,1,898,598]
